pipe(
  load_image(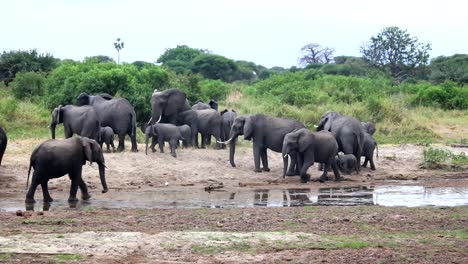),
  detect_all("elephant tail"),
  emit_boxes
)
[26,161,32,190]
[375,142,379,160]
